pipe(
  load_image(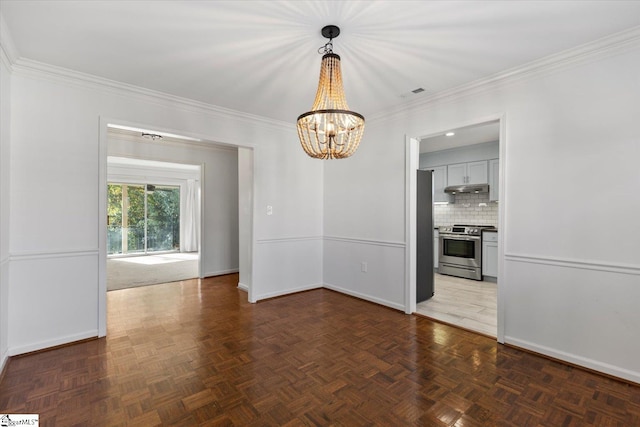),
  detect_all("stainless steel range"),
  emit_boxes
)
[438,224,495,280]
